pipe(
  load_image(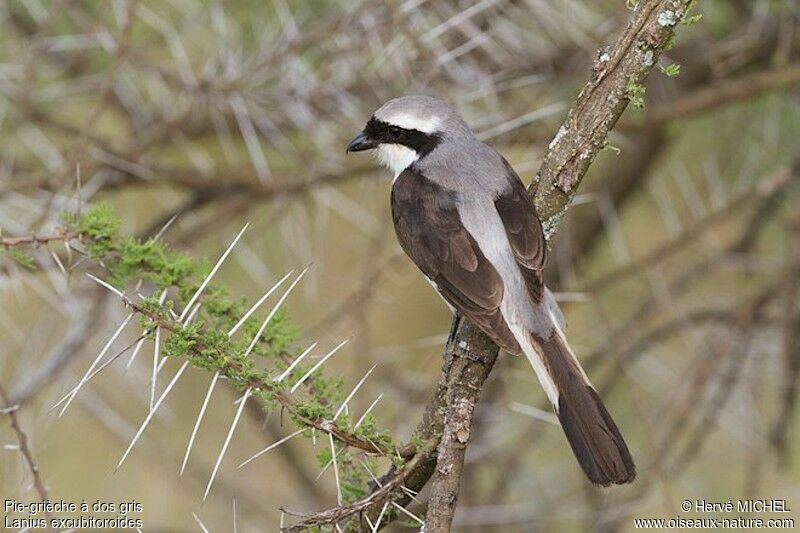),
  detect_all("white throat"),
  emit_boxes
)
[375,144,419,179]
